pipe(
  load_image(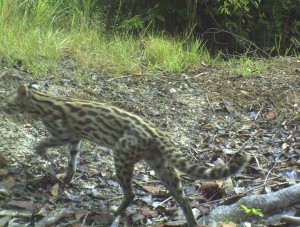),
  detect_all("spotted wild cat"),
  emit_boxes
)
[3,84,250,227]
